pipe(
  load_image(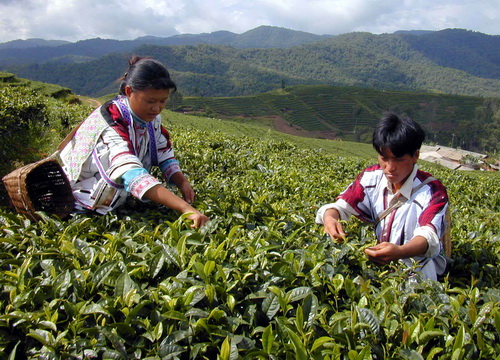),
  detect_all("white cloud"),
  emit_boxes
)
[0,0,498,43]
